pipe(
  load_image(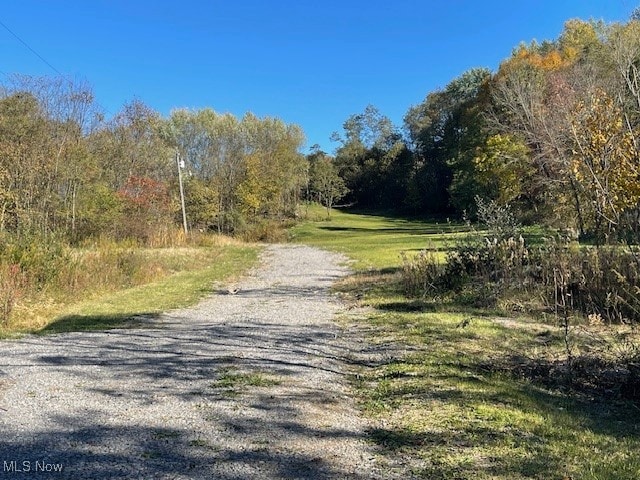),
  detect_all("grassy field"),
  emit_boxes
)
[290,206,465,270]
[2,242,259,337]
[292,206,640,480]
